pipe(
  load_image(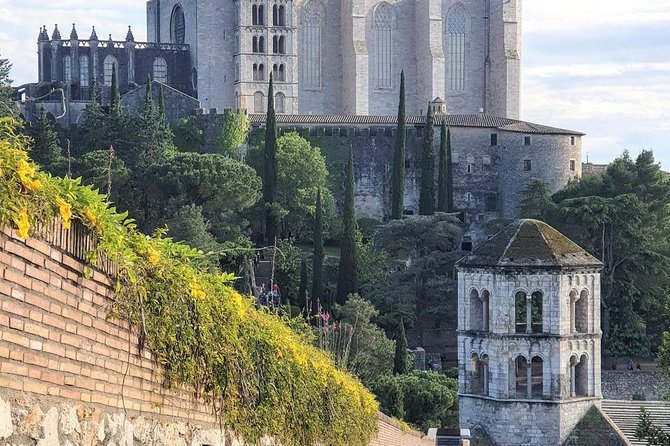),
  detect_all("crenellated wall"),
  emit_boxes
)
[0,224,434,446]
